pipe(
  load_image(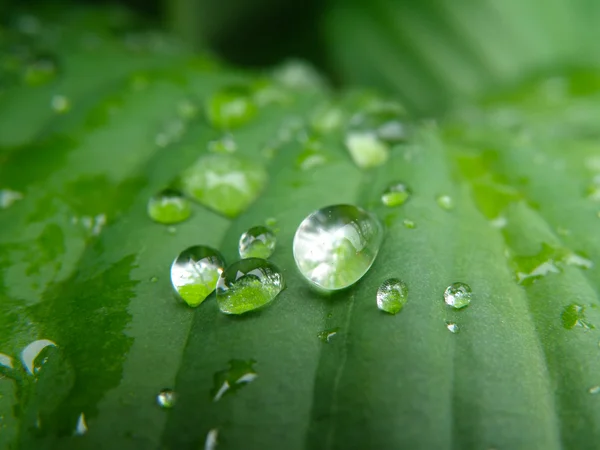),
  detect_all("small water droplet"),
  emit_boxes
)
[294,204,384,290]
[239,226,276,259]
[0,353,14,369]
[155,119,185,147]
[296,139,328,171]
[317,327,340,343]
[561,304,594,330]
[180,154,267,218]
[344,132,389,169]
[272,60,324,90]
[147,188,191,224]
[21,339,57,375]
[381,183,411,207]
[490,216,507,228]
[157,389,176,409]
[208,135,237,154]
[265,217,278,229]
[436,195,454,211]
[150,276,158,283]
[205,429,219,450]
[51,94,70,113]
[216,258,284,314]
[403,219,416,229]
[206,85,257,130]
[348,105,408,145]
[589,386,600,394]
[74,413,88,436]
[444,282,472,309]
[171,246,225,307]
[23,54,58,85]
[167,226,177,234]
[211,359,257,401]
[0,189,24,209]
[376,278,408,314]
[446,322,459,333]
[311,103,344,133]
